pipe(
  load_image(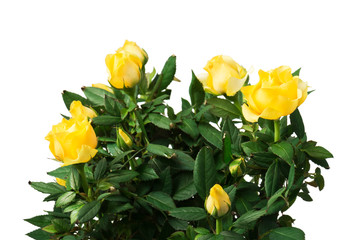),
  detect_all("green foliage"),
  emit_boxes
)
[27,57,332,240]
